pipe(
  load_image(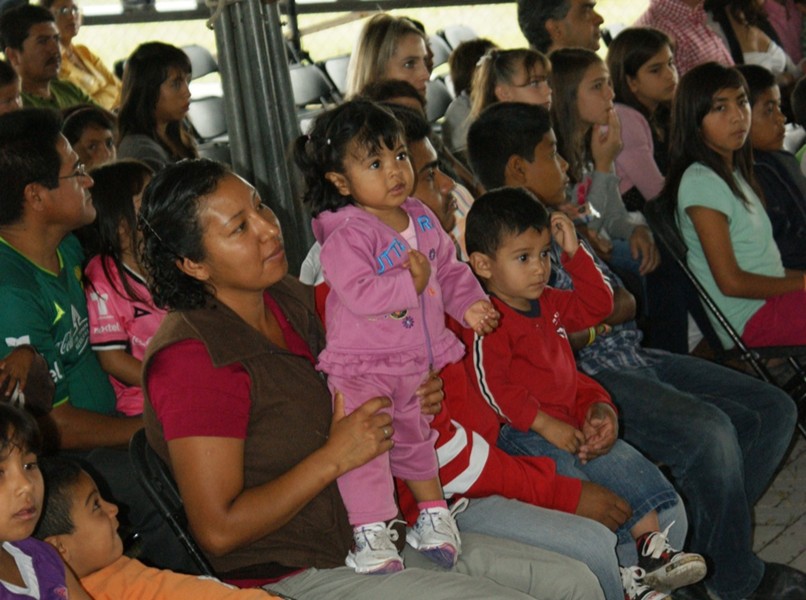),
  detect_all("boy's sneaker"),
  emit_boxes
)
[346,521,404,574]
[621,566,669,600]
[637,523,707,592]
[407,505,461,568]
